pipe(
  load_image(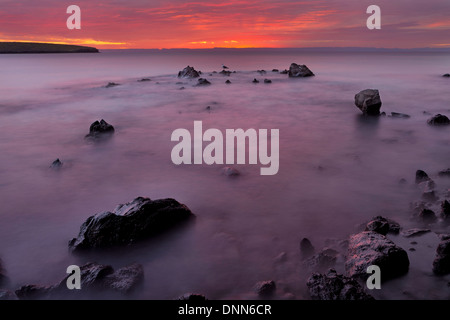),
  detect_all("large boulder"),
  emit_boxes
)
[15,262,144,299]
[345,231,409,280]
[178,66,200,79]
[354,89,382,115]
[288,63,315,77]
[427,114,450,126]
[85,119,115,140]
[306,269,374,300]
[69,197,194,252]
[442,200,450,221]
[432,239,450,275]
